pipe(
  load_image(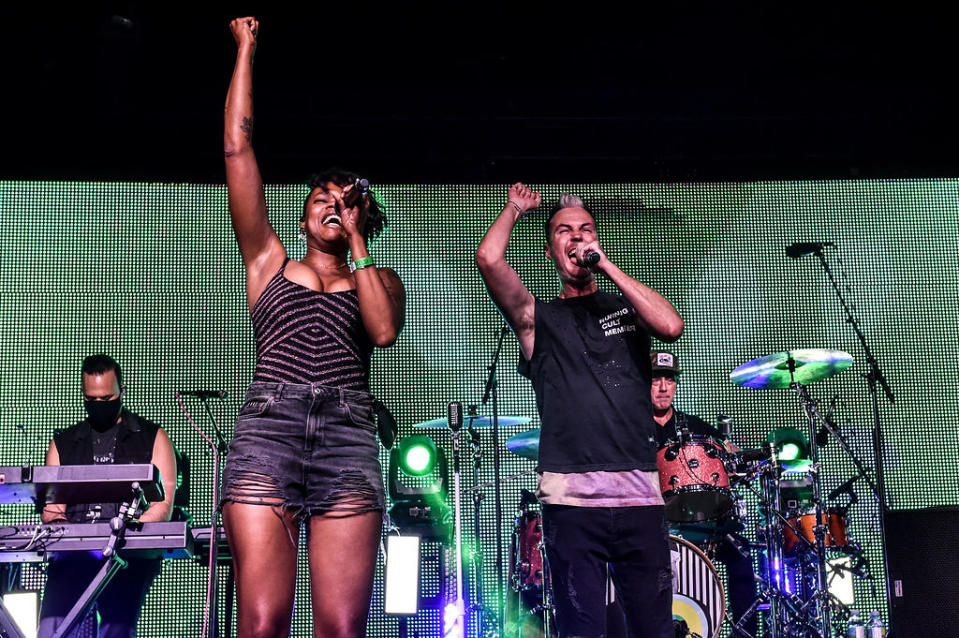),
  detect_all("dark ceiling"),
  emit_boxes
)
[5,5,959,184]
